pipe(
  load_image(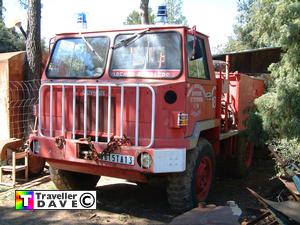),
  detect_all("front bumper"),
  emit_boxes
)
[30,136,186,176]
